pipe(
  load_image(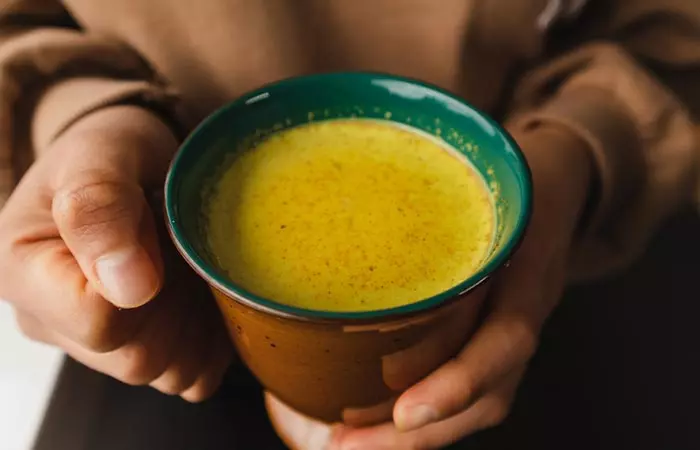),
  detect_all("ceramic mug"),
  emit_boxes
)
[164,72,532,425]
